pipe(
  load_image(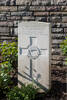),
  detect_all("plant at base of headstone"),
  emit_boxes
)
[60,37,67,65]
[7,84,38,100]
[0,61,13,99]
[0,40,18,99]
